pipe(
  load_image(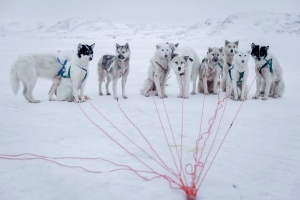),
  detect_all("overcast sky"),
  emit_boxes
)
[0,0,299,25]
